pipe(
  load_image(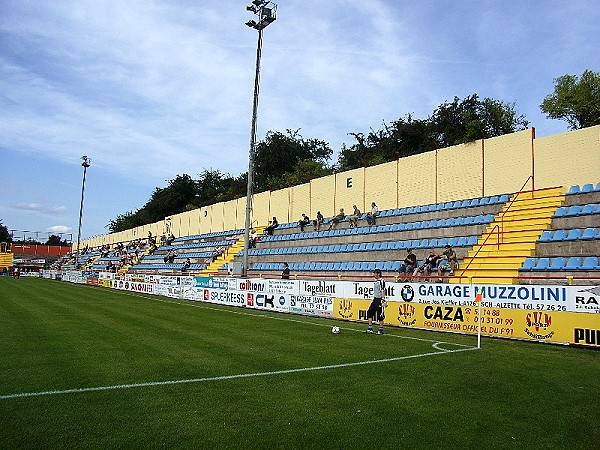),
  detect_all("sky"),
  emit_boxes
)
[1,0,598,242]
